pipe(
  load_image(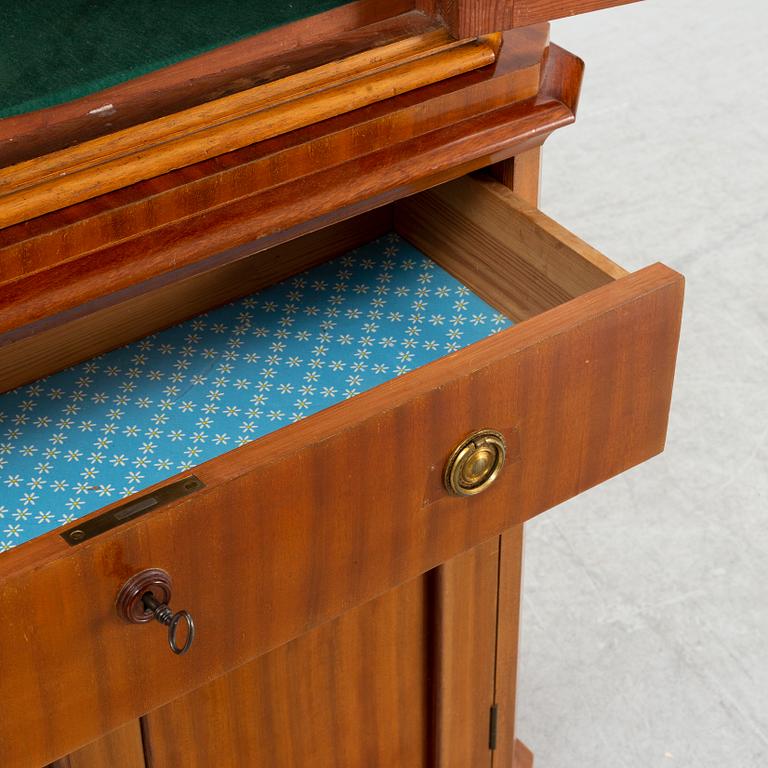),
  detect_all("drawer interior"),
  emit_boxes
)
[0,173,626,552]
